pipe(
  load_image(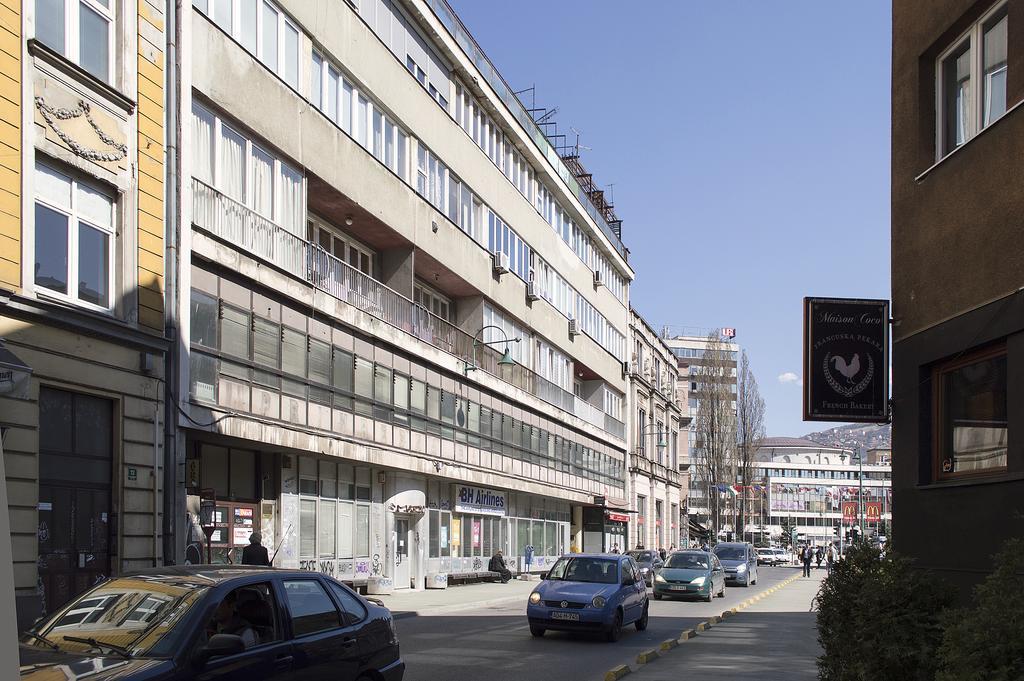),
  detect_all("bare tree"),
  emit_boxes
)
[735,350,766,541]
[694,331,737,542]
